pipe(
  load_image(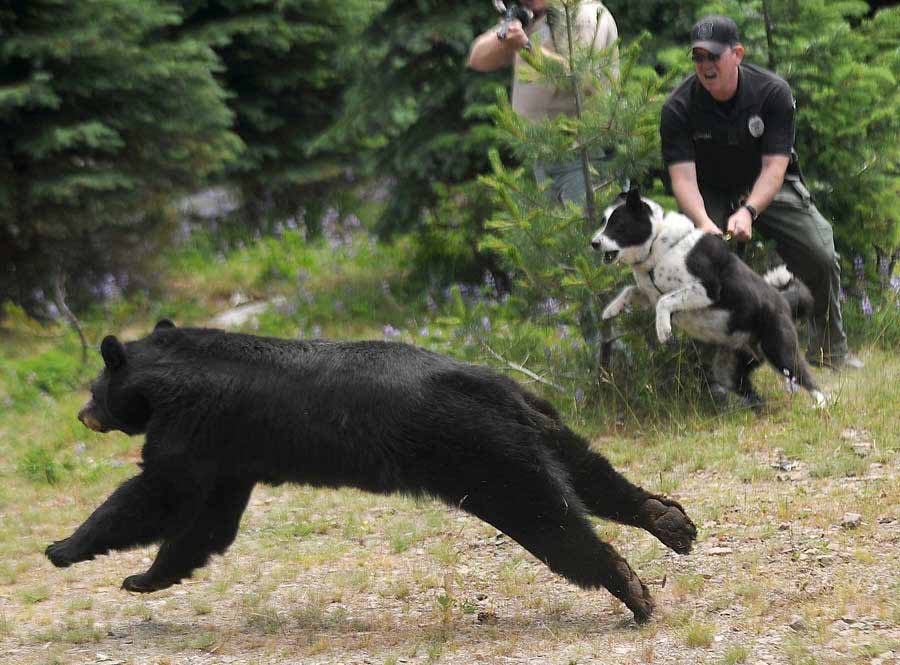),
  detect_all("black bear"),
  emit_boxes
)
[46,321,697,624]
